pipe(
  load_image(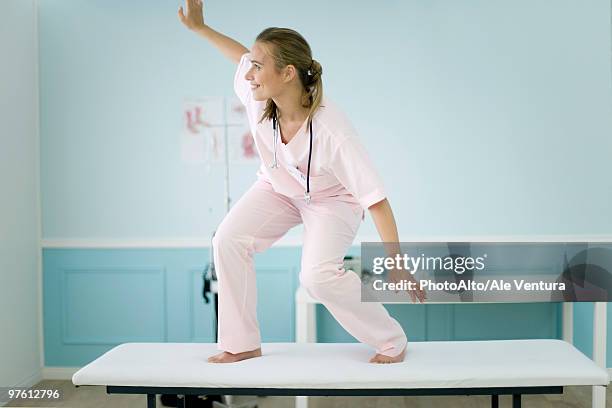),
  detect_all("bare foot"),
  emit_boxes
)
[369,344,407,364]
[207,347,262,363]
